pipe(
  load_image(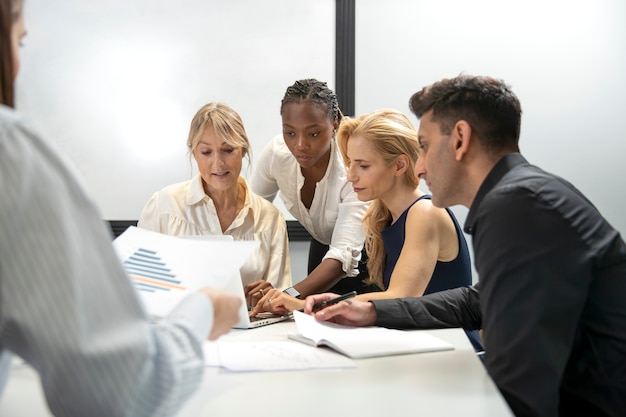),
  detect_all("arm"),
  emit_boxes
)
[294,184,369,296]
[263,211,292,291]
[248,137,280,202]
[293,258,344,297]
[356,200,444,302]
[321,184,369,279]
[243,197,292,308]
[303,287,481,330]
[0,115,232,416]
[250,259,343,315]
[371,286,481,330]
